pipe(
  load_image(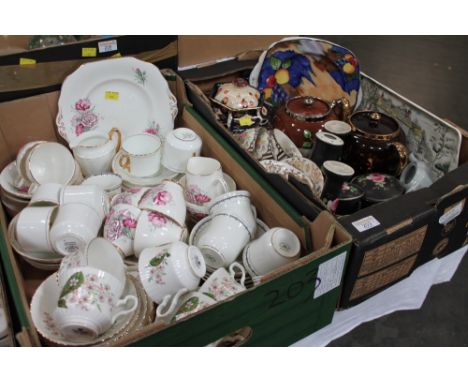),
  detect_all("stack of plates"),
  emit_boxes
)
[0,162,32,217]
